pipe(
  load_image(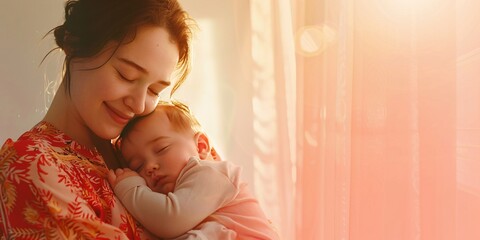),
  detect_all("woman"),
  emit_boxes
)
[0,0,234,239]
